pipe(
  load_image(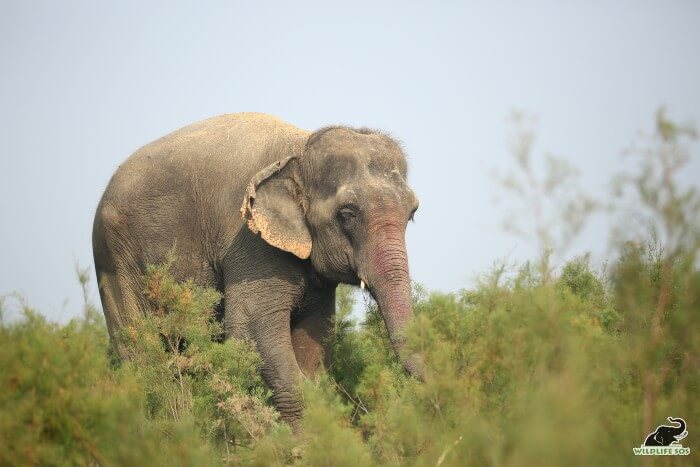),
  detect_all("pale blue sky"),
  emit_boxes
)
[1,1,699,321]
